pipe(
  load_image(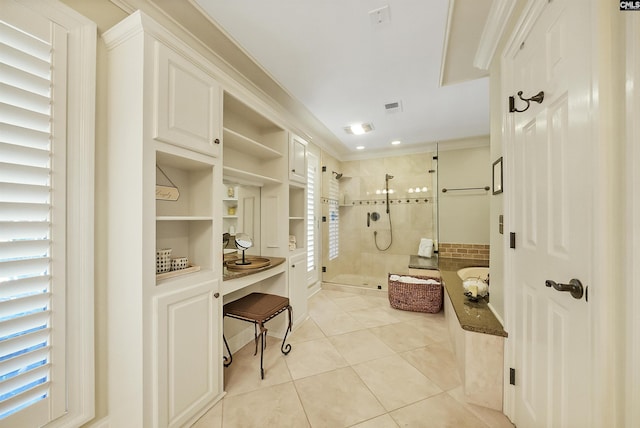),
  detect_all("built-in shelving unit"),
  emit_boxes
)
[288,184,306,254]
[104,12,223,428]
[156,149,216,282]
[222,93,286,186]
